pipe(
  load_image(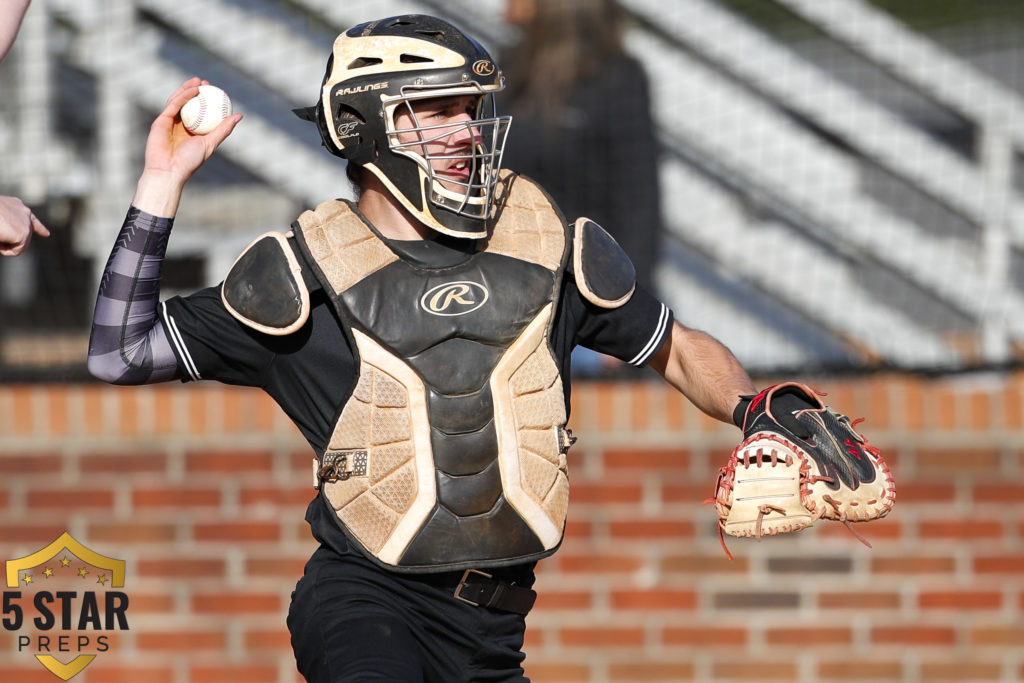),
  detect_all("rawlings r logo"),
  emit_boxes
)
[472,60,496,76]
[420,281,489,316]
